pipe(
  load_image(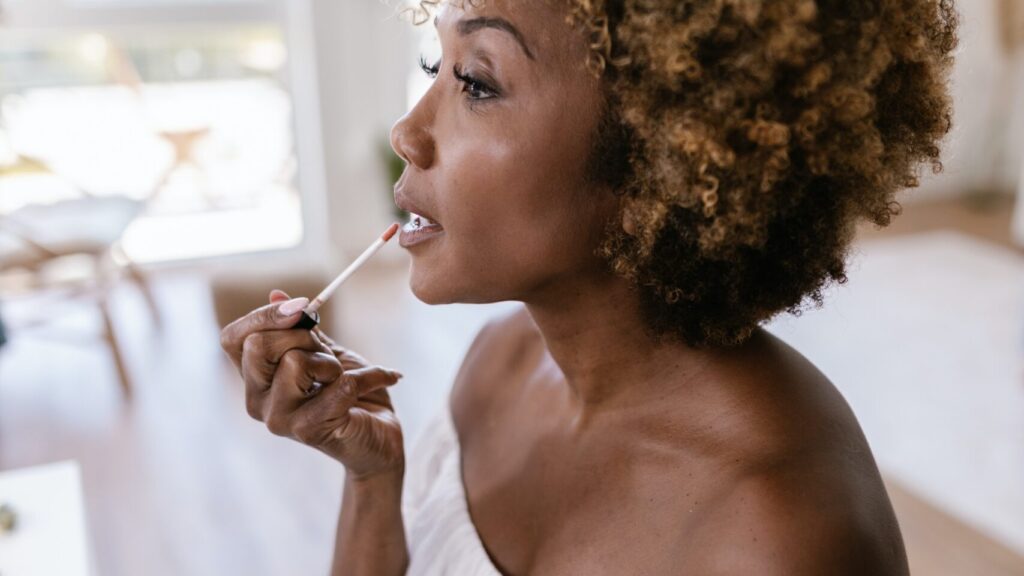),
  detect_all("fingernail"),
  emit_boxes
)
[278,297,309,316]
[389,370,404,380]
